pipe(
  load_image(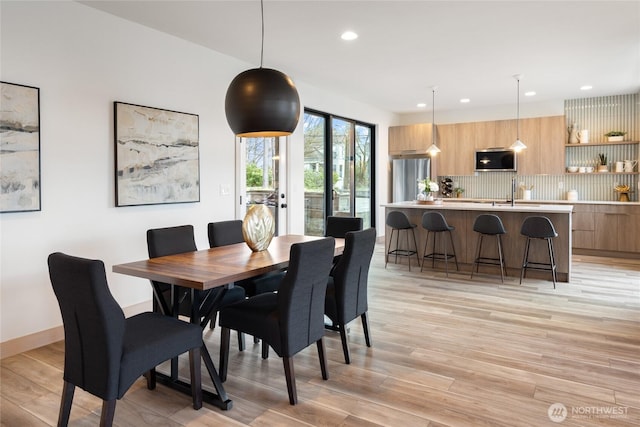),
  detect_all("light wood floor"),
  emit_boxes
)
[2,245,639,426]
